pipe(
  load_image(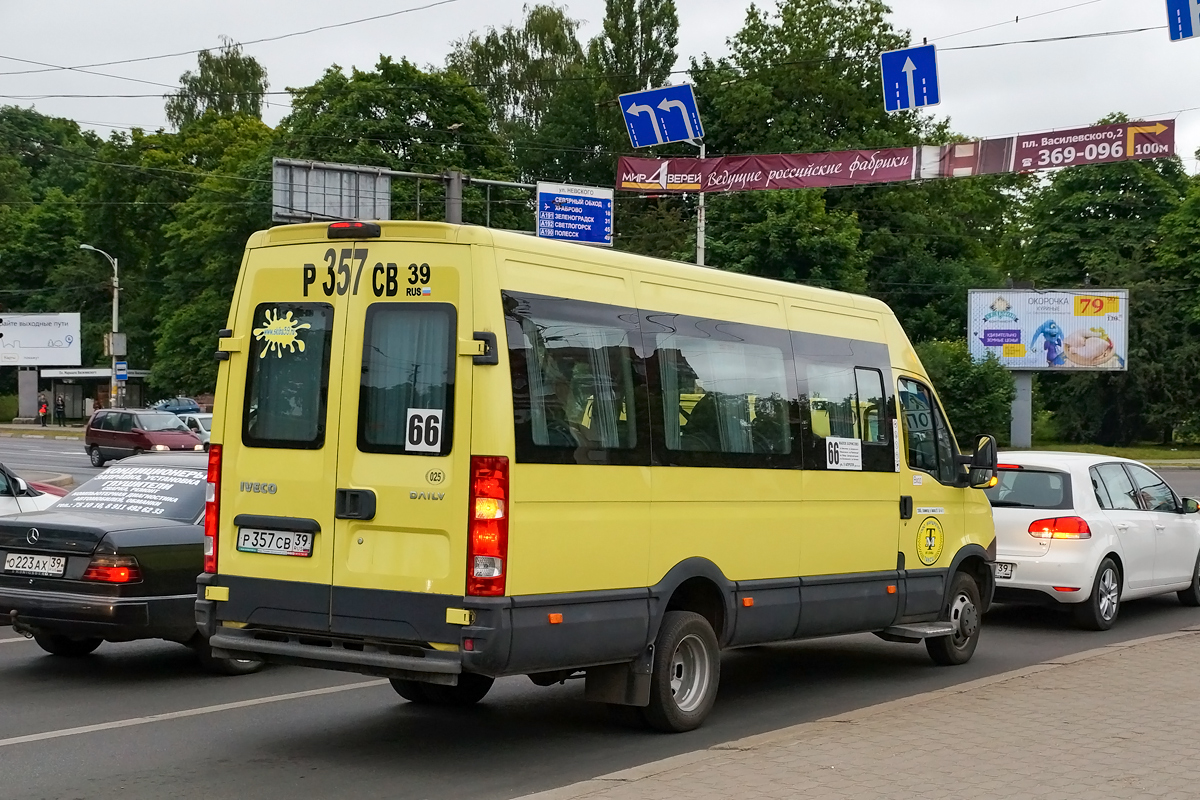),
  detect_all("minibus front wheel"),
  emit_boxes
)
[925,571,982,666]
[642,611,721,732]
